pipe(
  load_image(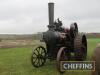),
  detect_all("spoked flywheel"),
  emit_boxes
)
[57,47,68,73]
[74,34,87,61]
[31,46,46,68]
